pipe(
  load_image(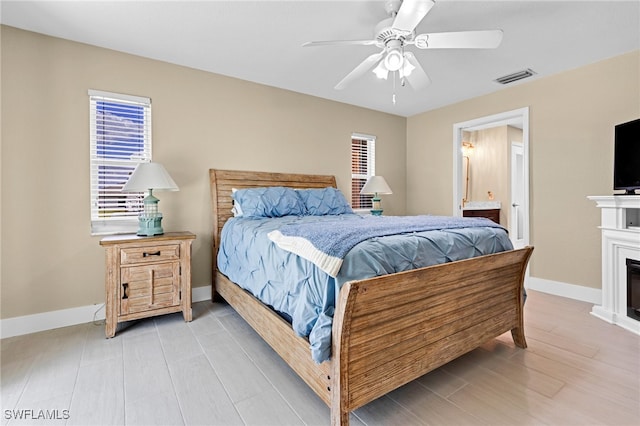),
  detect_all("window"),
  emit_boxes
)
[89,90,151,235]
[351,133,376,209]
